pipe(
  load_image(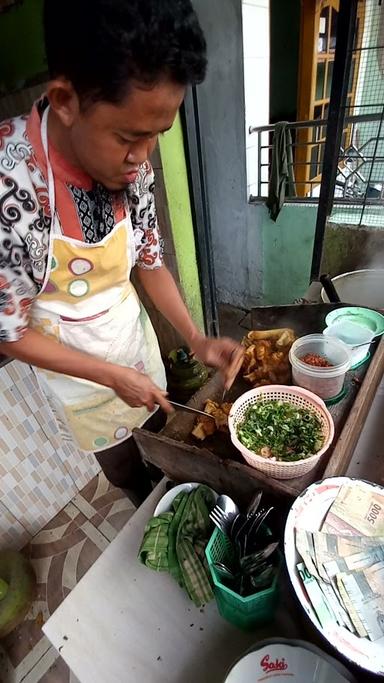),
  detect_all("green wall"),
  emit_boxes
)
[159,115,204,331]
[0,0,45,93]
[261,203,317,304]
[269,0,301,123]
